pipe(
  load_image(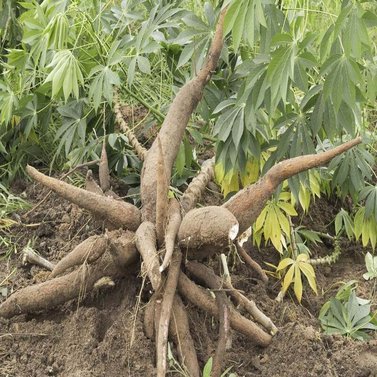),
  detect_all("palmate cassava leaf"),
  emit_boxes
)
[88,65,120,111]
[0,84,18,125]
[276,253,317,302]
[45,50,84,101]
[319,290,377,340]
[223,0,267,50]
[55,100,87,157]
[253,192,297,253]
[335,208,354,239]
[354,207,377,250]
